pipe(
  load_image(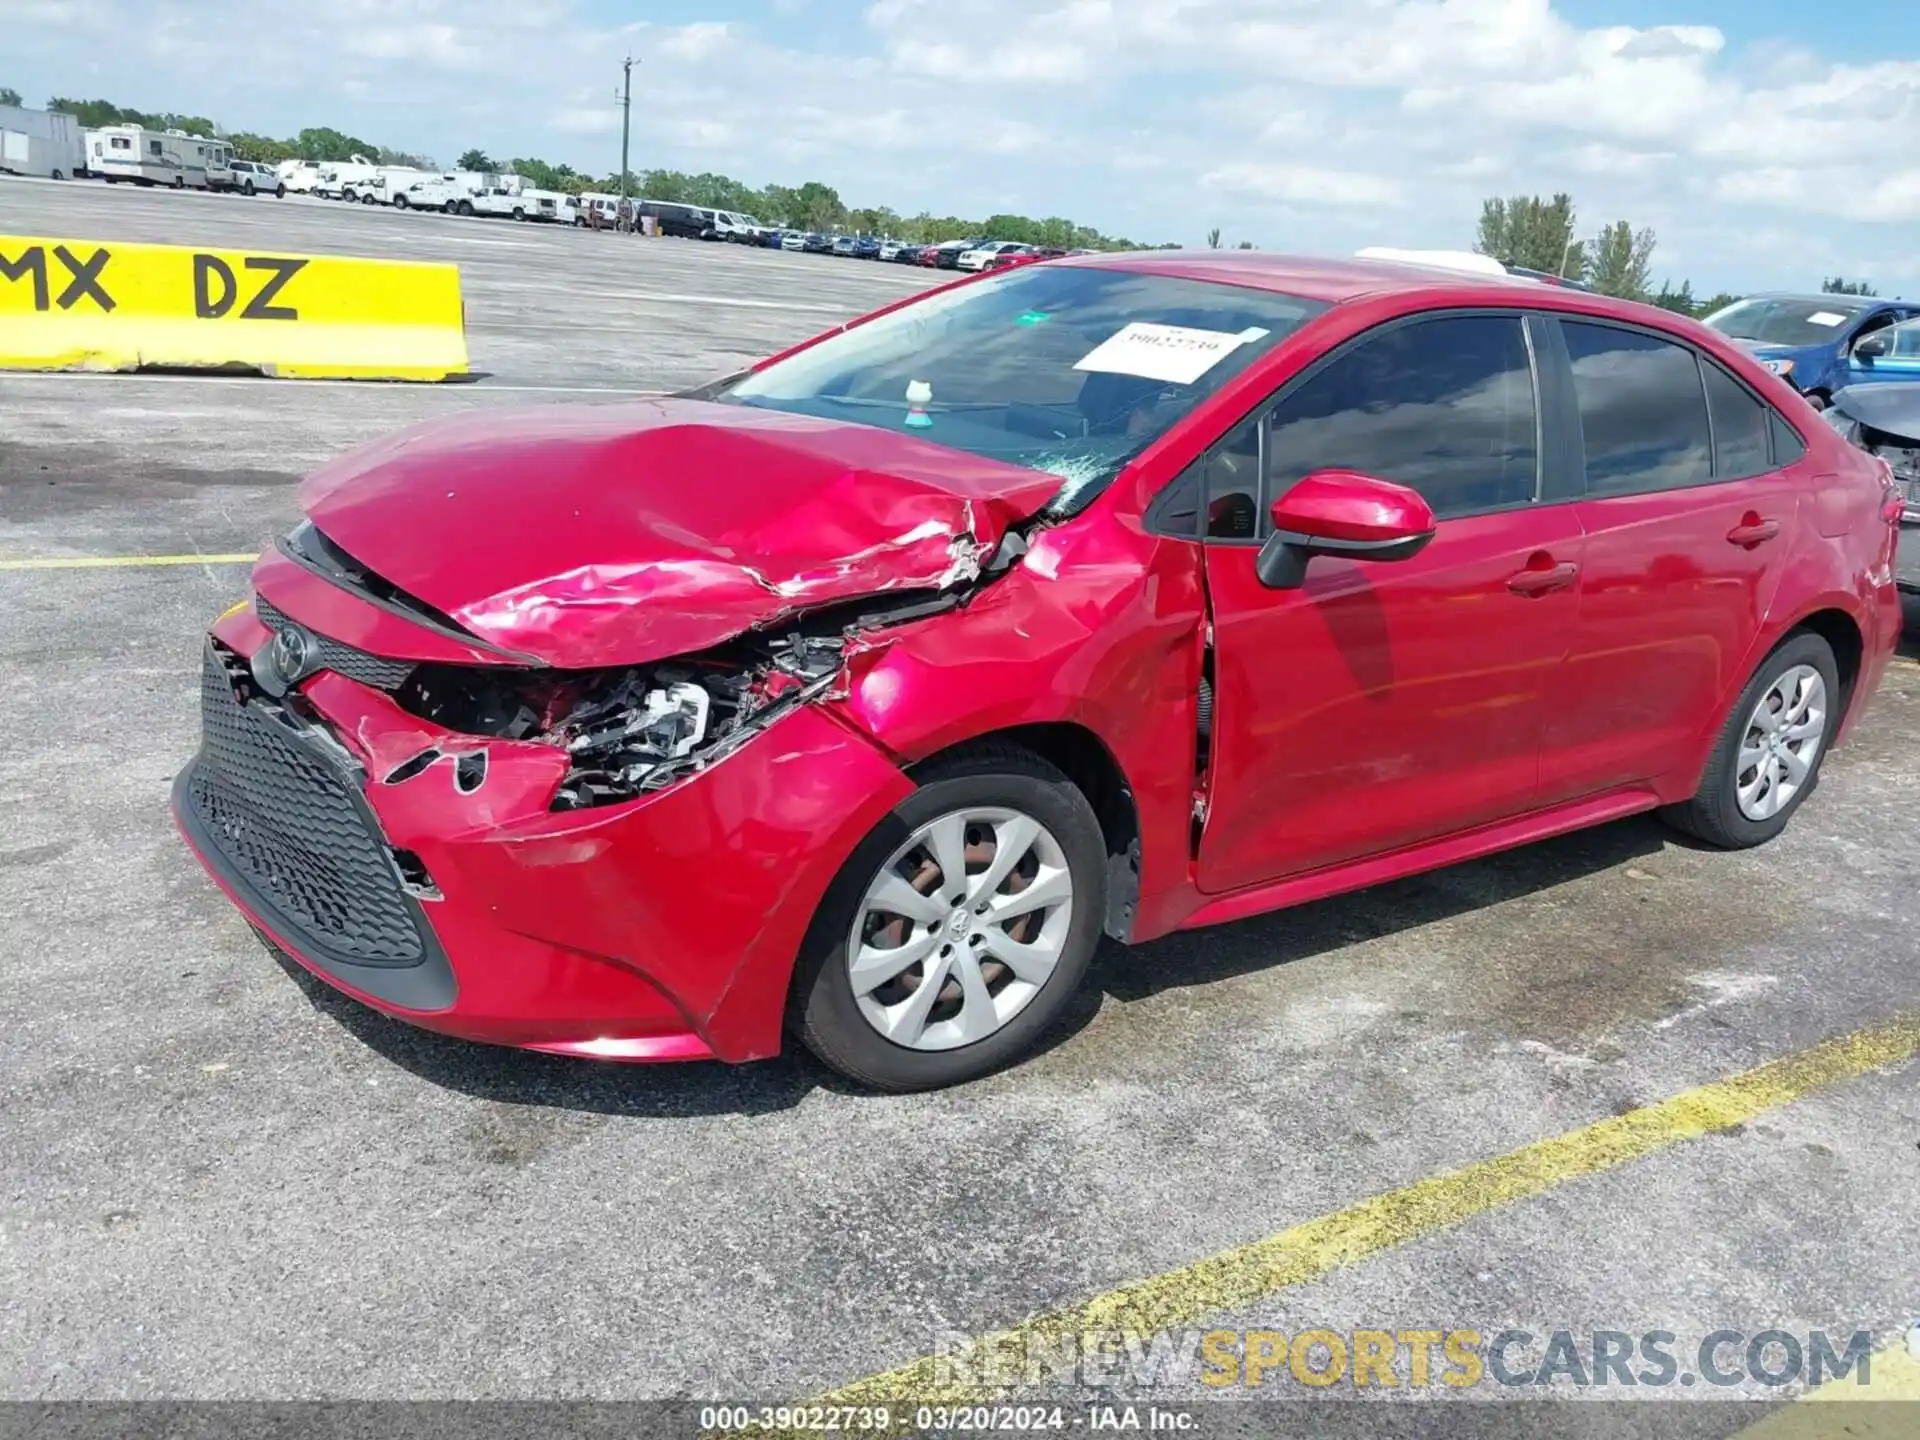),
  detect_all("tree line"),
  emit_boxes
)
[1473,192,1880,317]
